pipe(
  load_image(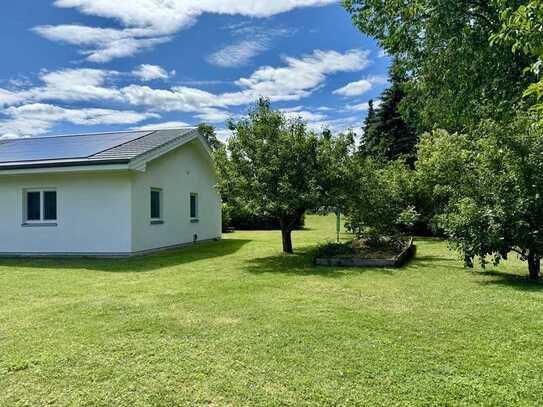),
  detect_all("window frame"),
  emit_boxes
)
[23,188,58,225]
[190,192,199,221]
[150,187,163,224]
